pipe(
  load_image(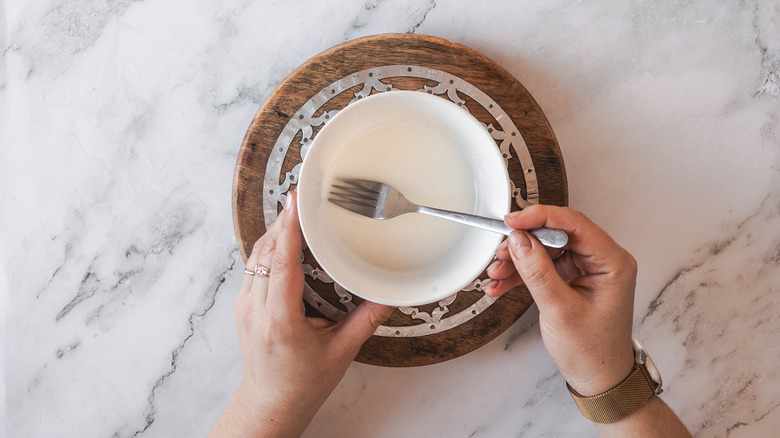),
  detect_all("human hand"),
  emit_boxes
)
[210,192,394,438]
[484,205,636,396]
